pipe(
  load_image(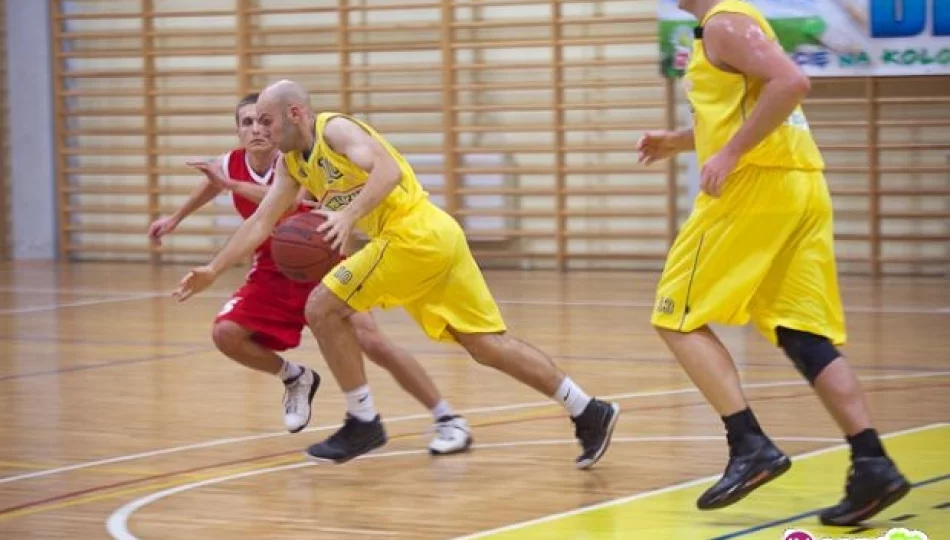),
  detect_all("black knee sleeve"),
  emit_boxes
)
[776,326,841,384]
